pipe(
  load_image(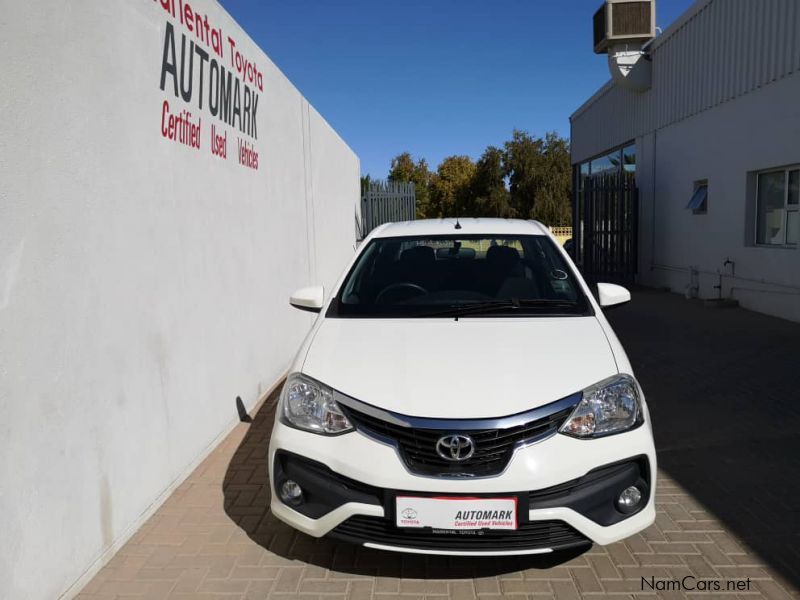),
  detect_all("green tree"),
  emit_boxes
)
[388,152,415,181]
[530,133,572,226]
[429,155,477,218]
[504,129,544,219]
[388,152,434,218]
[503,130,572,226]
[384,130,572,224]
[471,146,514,217]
